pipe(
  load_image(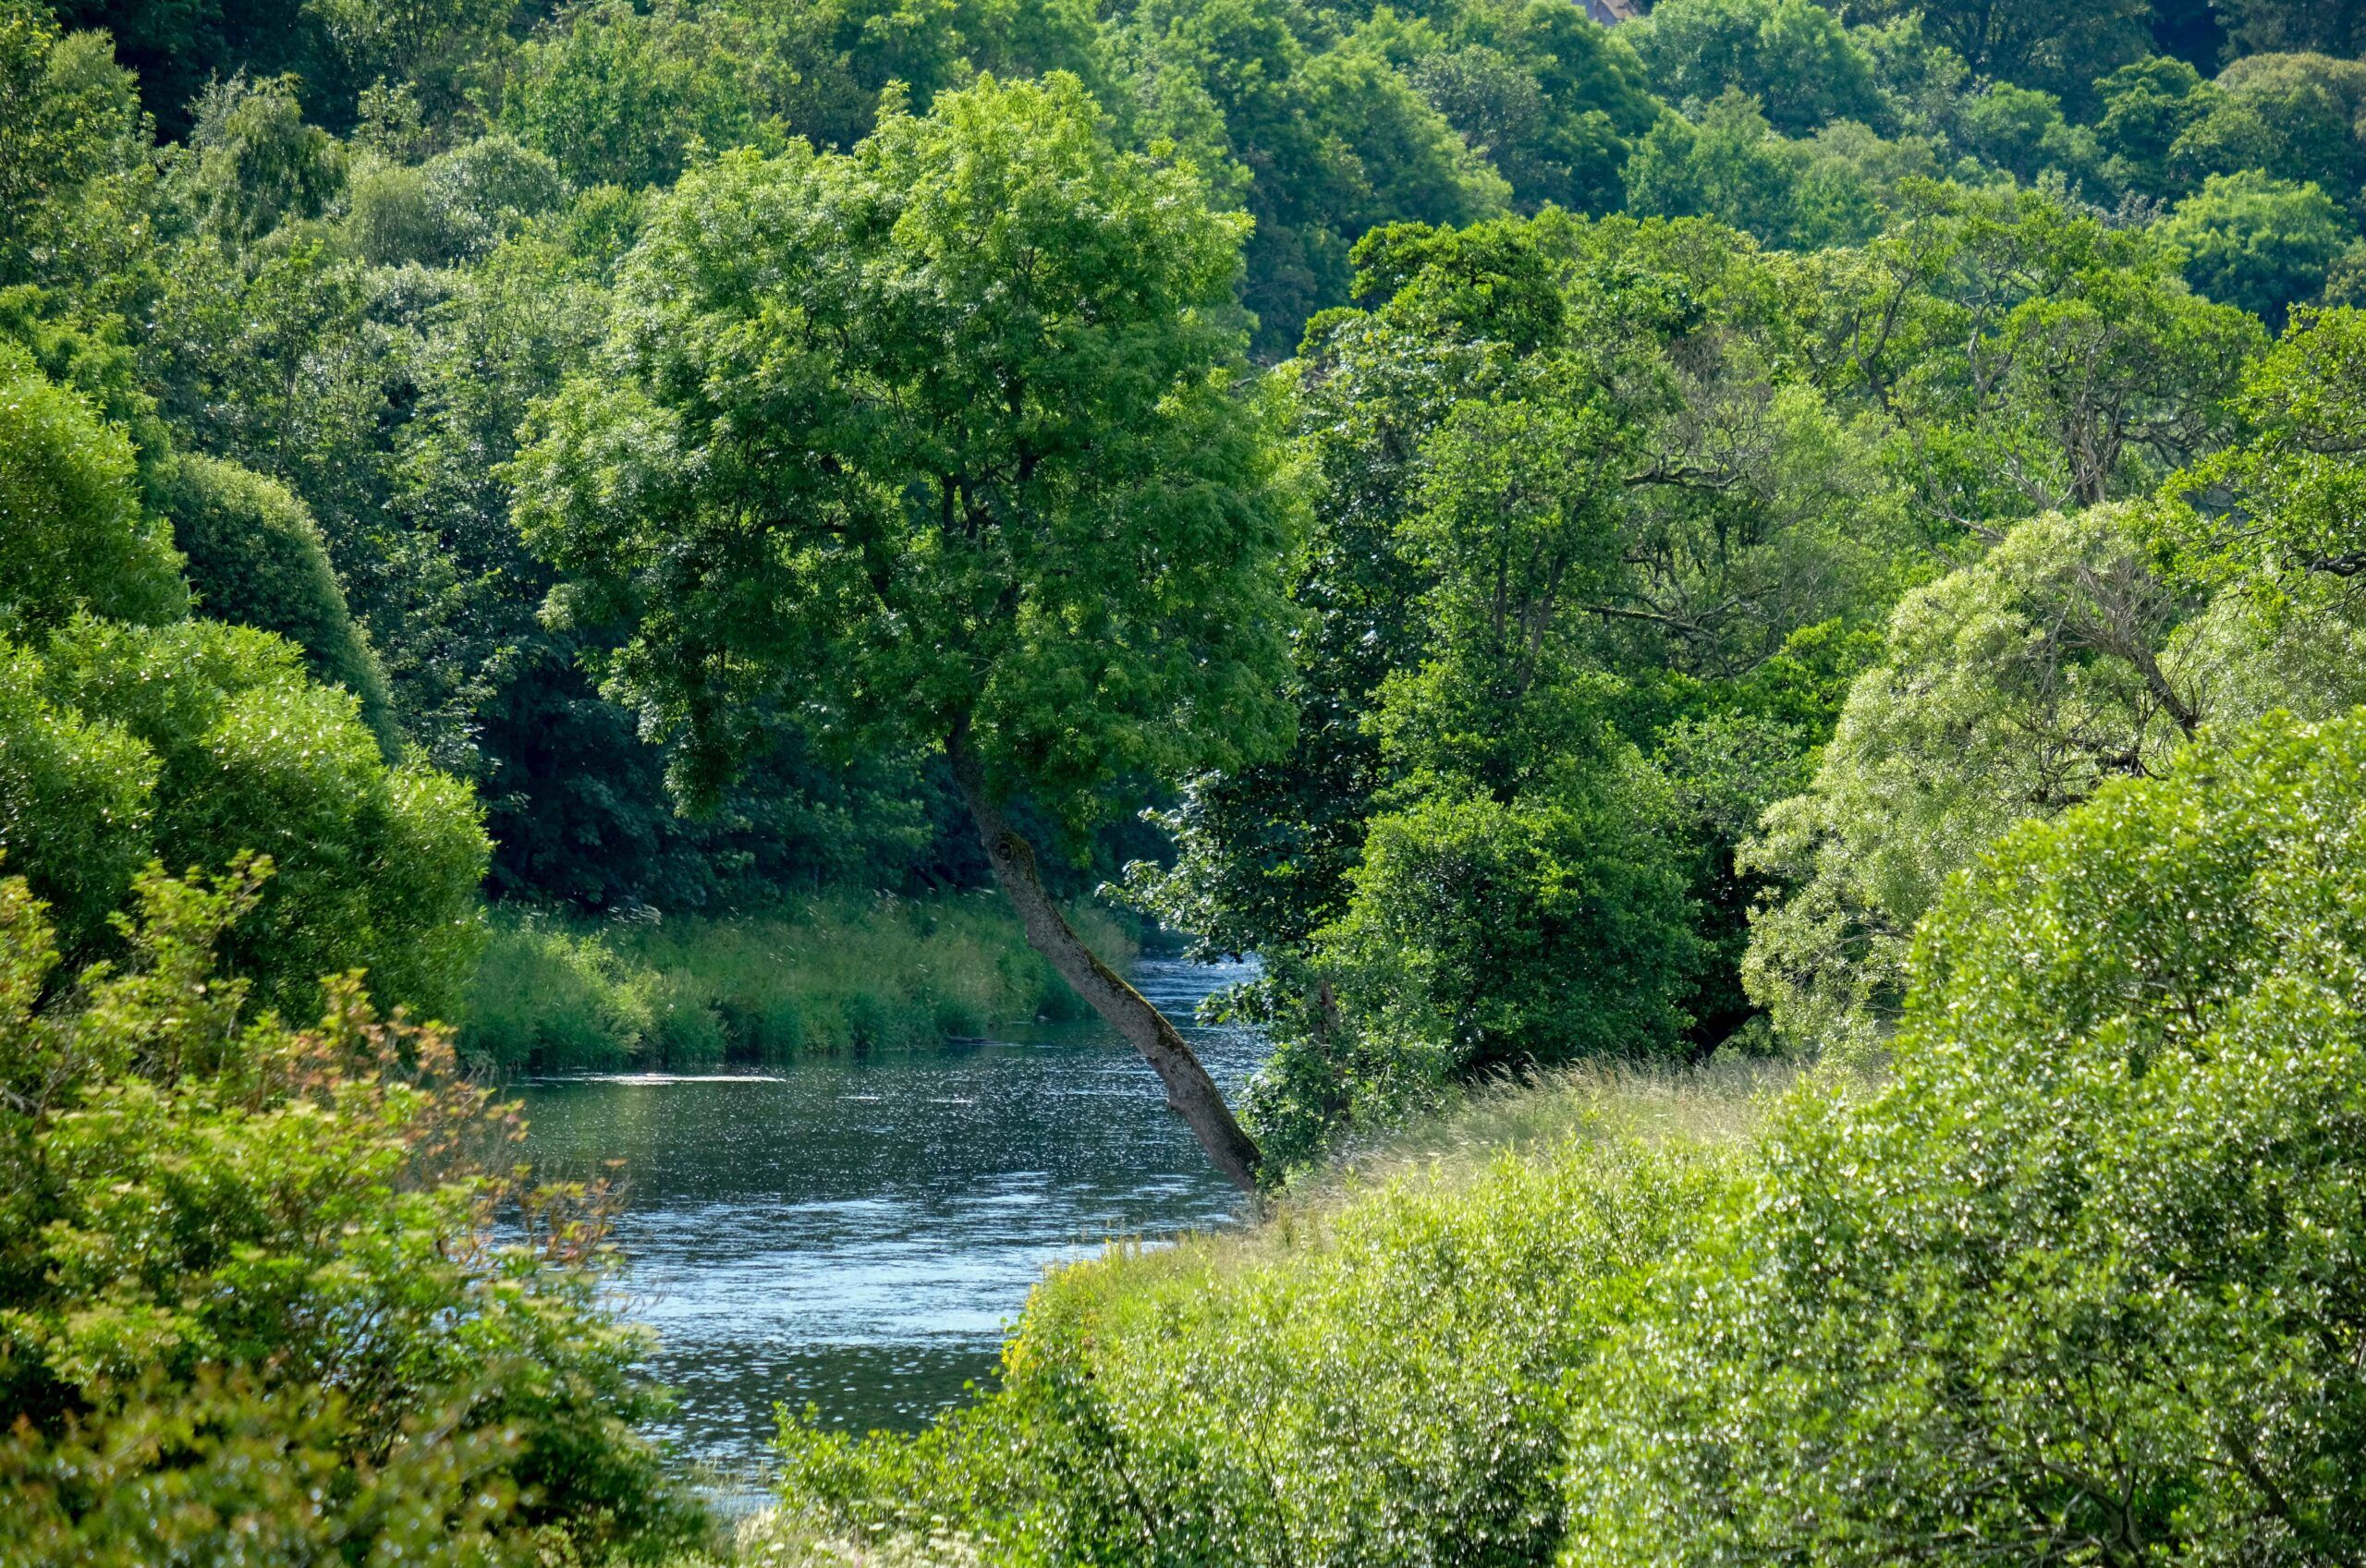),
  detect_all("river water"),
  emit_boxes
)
[512,957,1262,1489]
